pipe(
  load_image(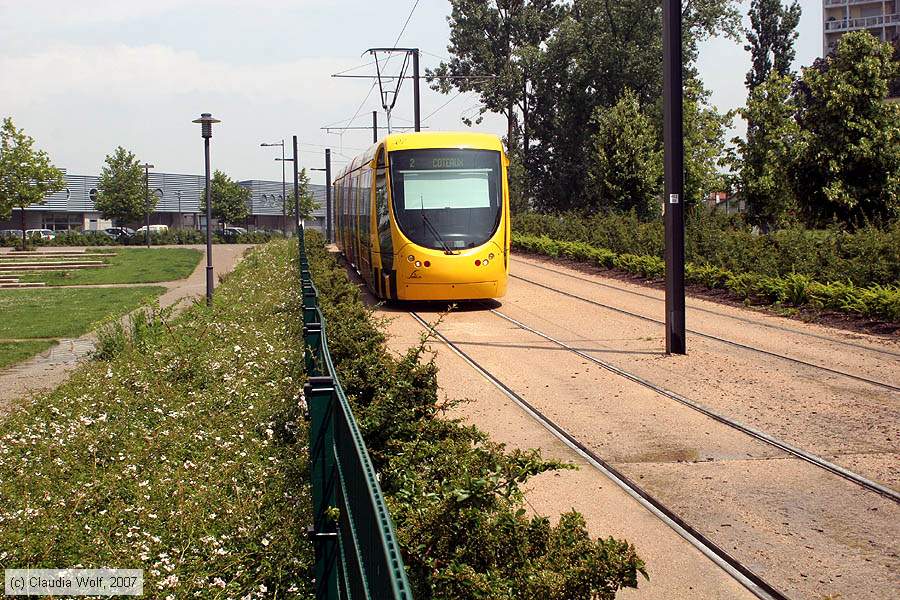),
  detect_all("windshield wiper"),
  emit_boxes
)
[419,195,457,255]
